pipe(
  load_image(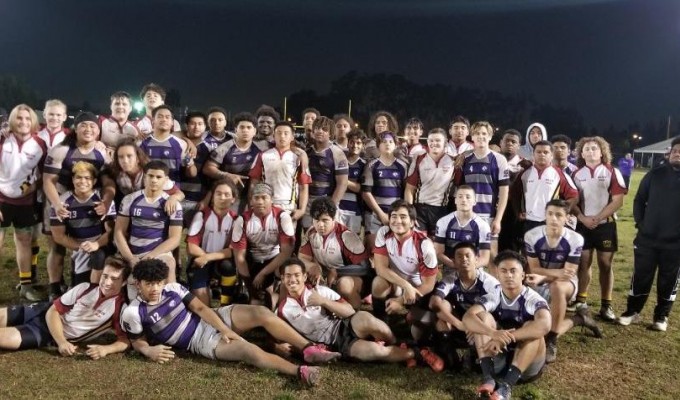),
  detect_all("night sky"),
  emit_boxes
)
[1,0,679,129]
